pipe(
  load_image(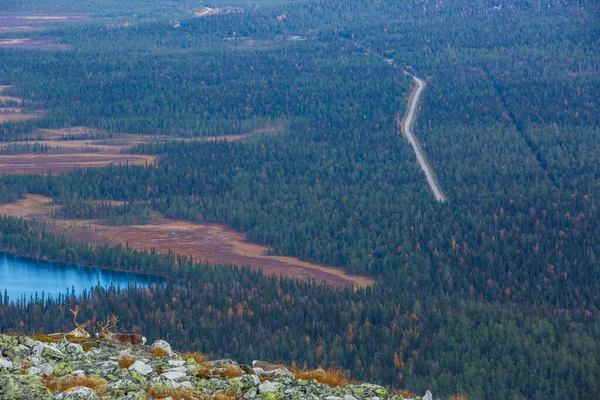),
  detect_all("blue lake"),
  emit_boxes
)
[0,252,162,301]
